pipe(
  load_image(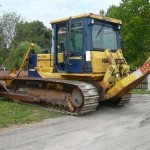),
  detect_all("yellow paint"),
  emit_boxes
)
[50,13,122,25]
[38,71,104,81]
[9,68,17,77]
[105,71,142,99]
[57,53,64,63]
[37,54,53,73]
[37,53,64,74]
[35,49,150,102]
[36,50,121,81]
[36,51,107,80]
[91,51,118,73]
[19,43,35,72]
[5,79,12,87]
